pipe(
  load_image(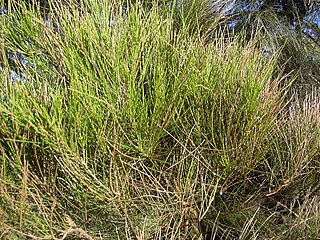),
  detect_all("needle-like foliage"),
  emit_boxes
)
[0,0,319,239]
